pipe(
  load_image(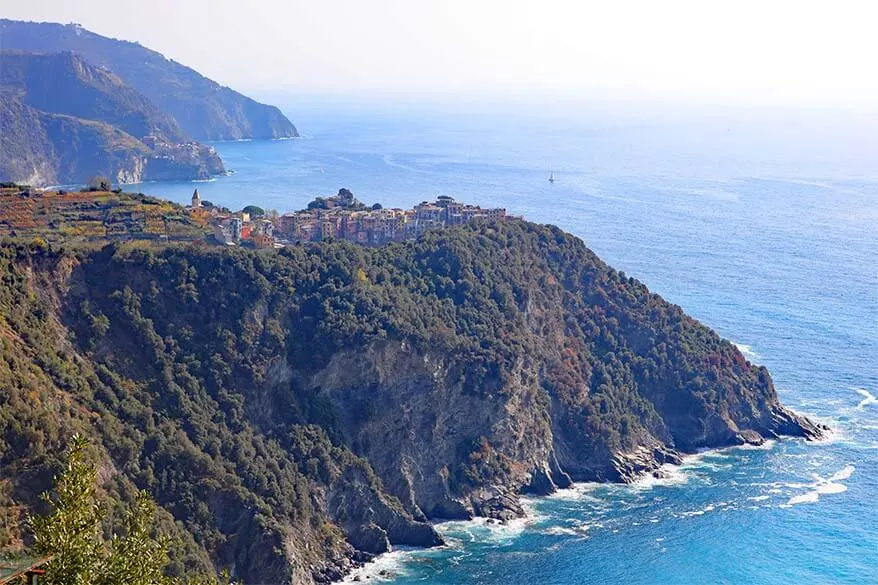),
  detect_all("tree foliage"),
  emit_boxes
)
[241,206,264,217]
[27,435,231,585]
[29,435,104,585]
